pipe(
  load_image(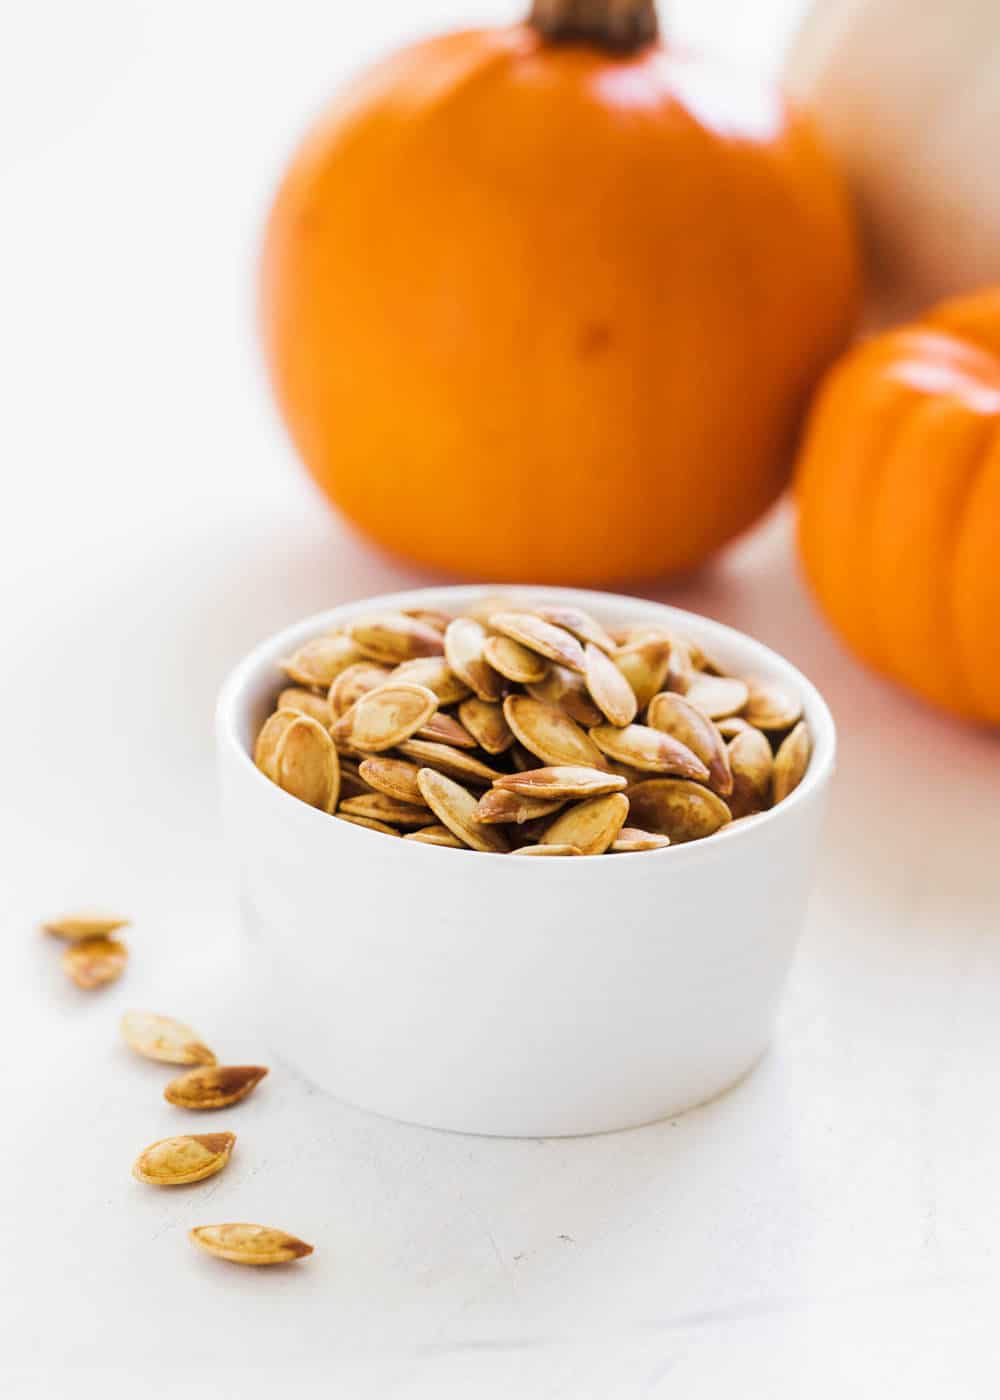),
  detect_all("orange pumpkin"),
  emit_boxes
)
[262,0,859,583]
[796,287,1000,724]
